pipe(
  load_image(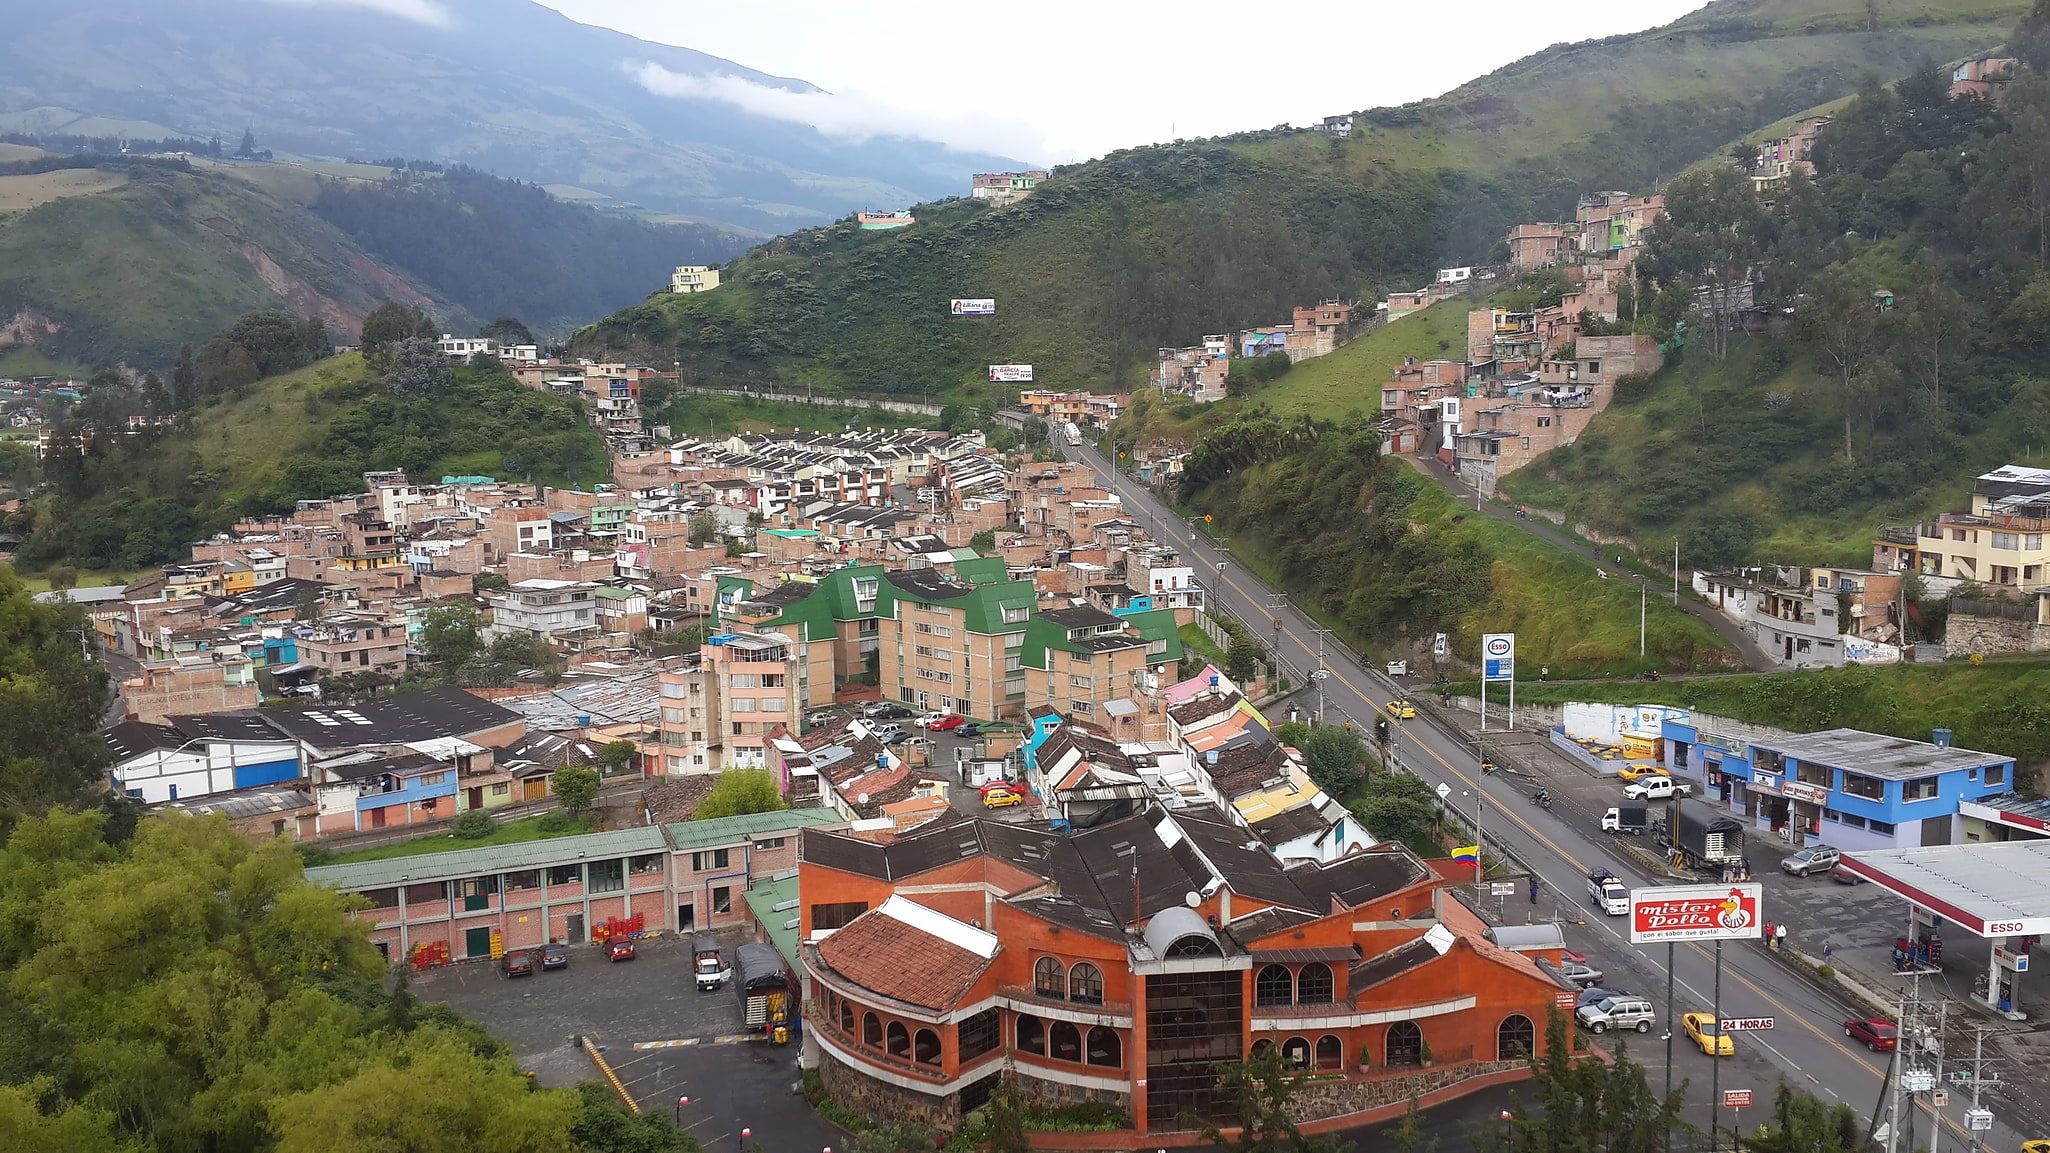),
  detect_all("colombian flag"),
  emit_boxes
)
[1452,845,1481,866]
